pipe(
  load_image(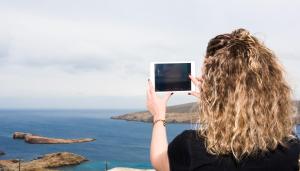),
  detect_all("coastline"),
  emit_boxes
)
[111,101,300,124]
[1,106,299,170]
